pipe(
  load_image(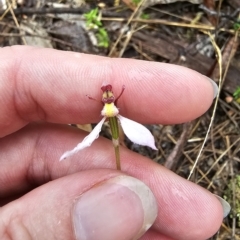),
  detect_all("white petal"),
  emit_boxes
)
[117,115,157,150]
[59,117,106,161]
